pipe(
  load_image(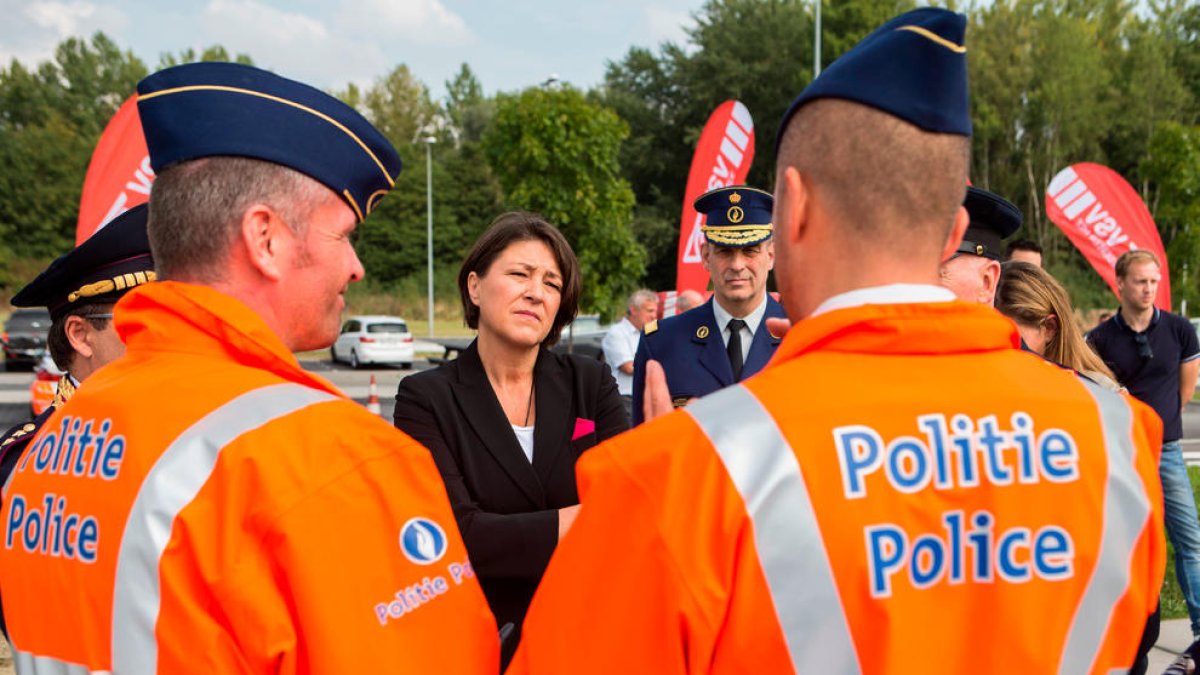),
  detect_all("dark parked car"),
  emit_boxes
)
[3,308,51,370]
